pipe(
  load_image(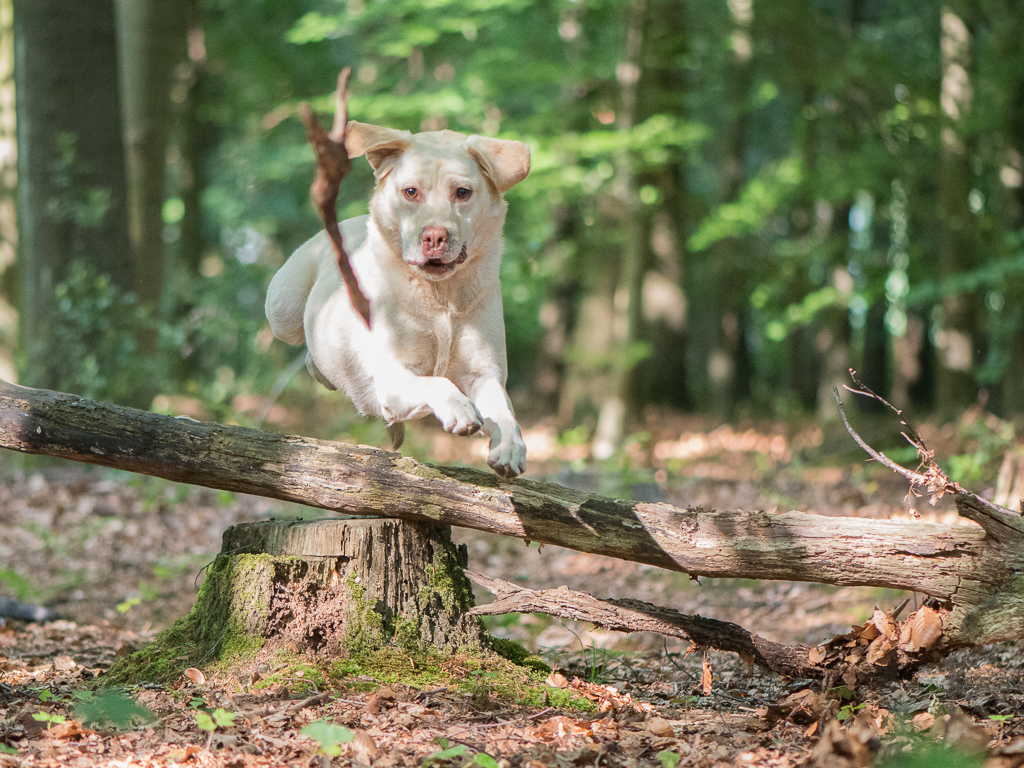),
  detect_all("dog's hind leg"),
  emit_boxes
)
[305,351,337,391]
[265,236,322,345]
[387,422,406,450]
